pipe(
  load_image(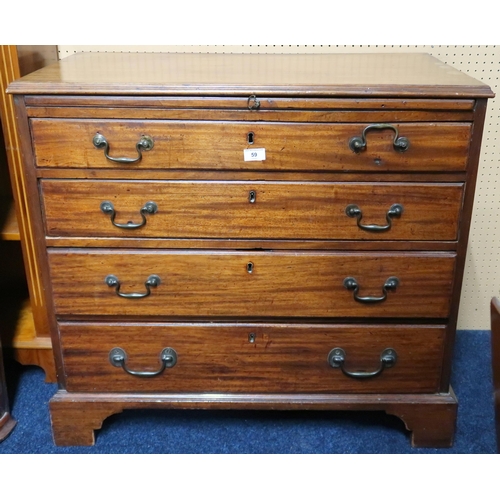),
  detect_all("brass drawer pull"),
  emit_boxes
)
[345,203,403,232]
[109,347,177,377]
[328,347,397,379]
[343,276,399,304]
[105,274,161,299]
[349,124,410,153]
[92,133,154,163]
[100,200,158,229]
